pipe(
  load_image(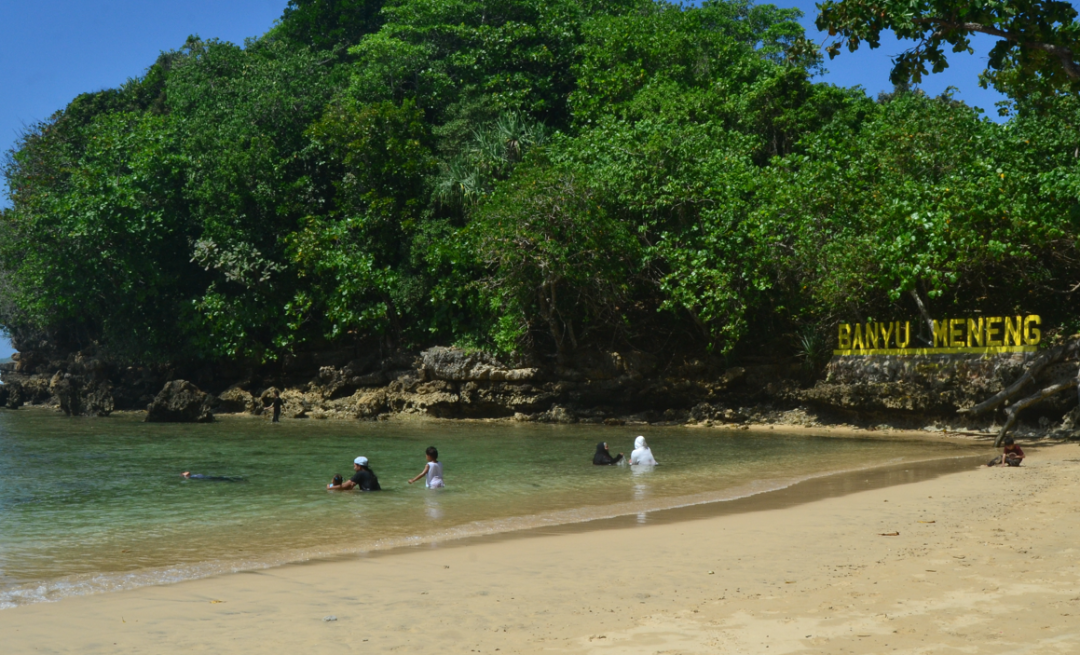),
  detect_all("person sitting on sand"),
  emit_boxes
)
[181,472,244,482]
[987,437,1025,467]
[593,442,623,465]
[629,436,658,466]
[328,457,382,491]
[407,446,445,488]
